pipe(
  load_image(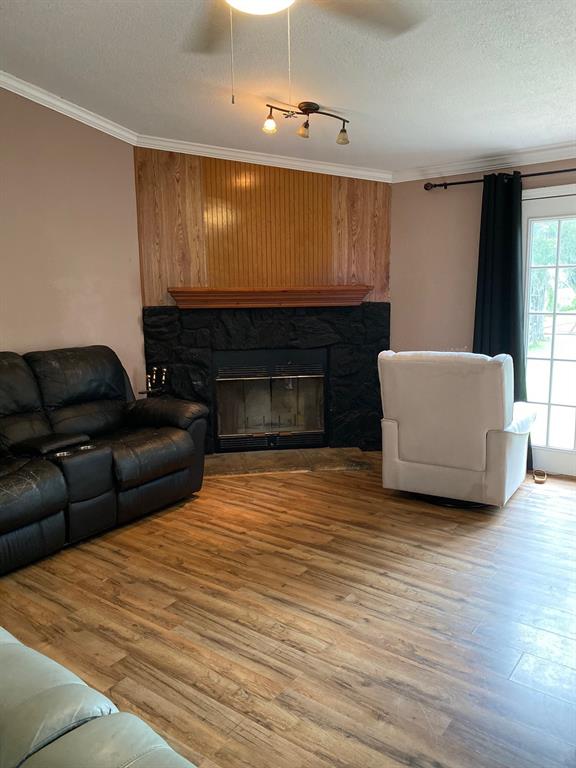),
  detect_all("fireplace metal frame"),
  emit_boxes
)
[213,349,328,452]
